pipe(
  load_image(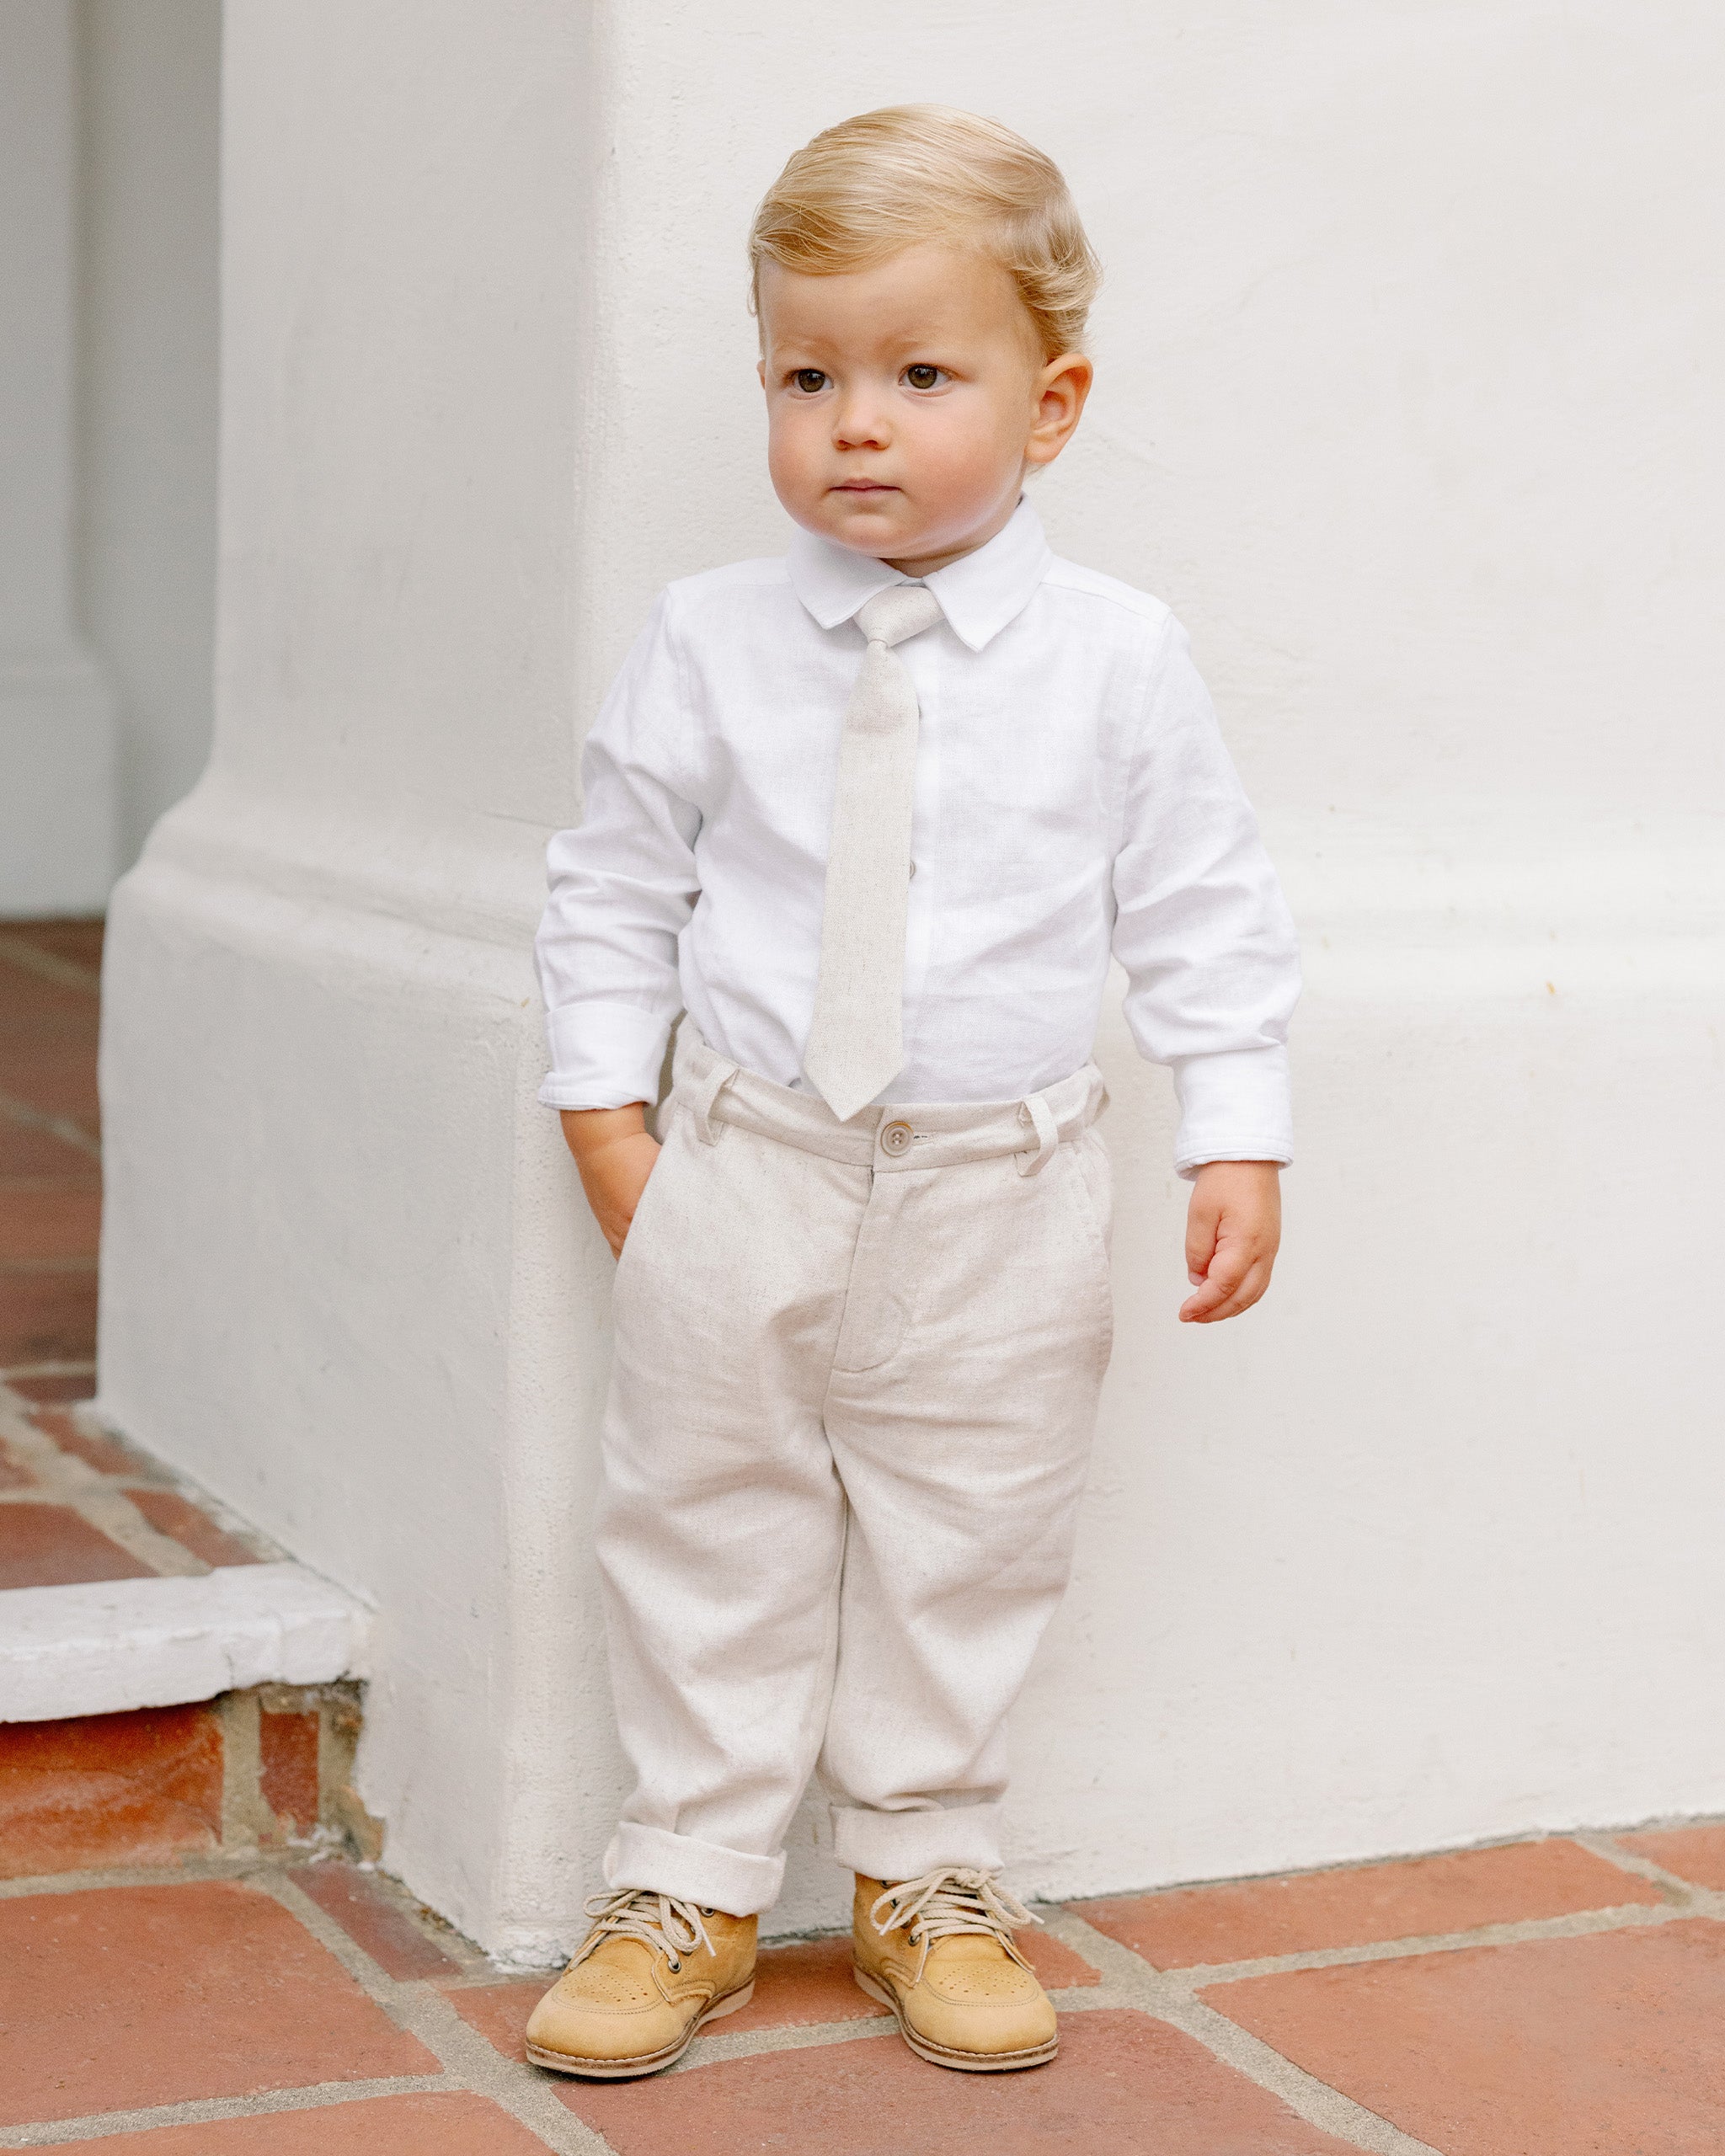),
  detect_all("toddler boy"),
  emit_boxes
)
[526,105,1298,2079]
